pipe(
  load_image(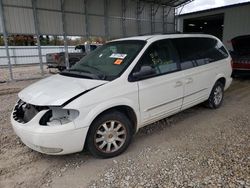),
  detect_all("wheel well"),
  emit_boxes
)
[217,77,226,88]
[91,106,137,135]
